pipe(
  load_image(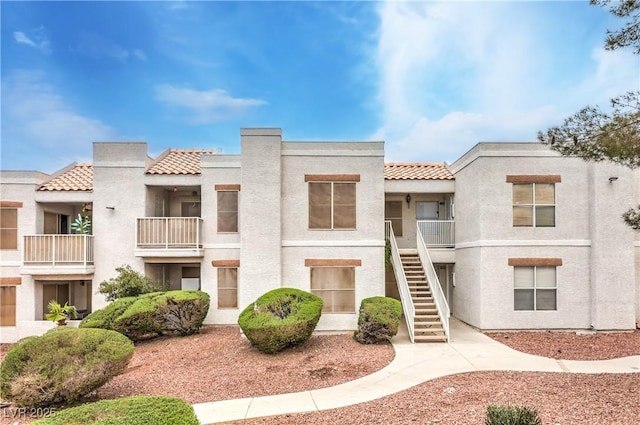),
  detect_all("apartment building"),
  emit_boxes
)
[1,130,638,343]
